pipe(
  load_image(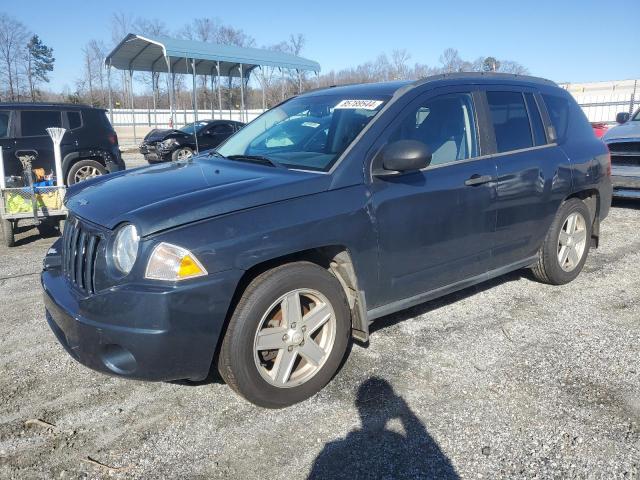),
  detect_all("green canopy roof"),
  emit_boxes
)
[105,33,321,78]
